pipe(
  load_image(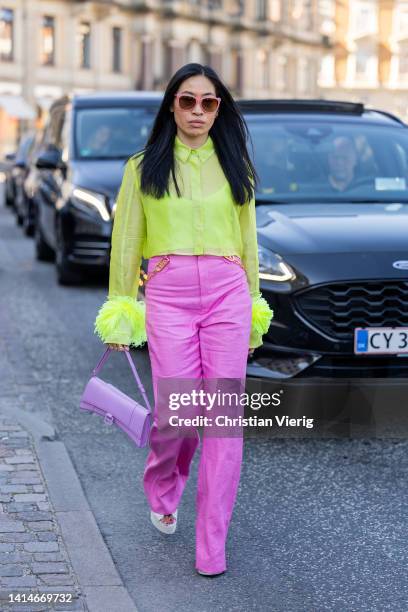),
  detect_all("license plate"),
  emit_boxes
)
[354,327,408,355]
